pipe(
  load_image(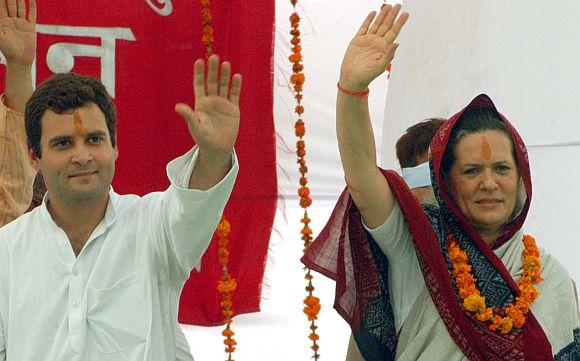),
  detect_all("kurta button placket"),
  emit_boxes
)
[69,259,86,354]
